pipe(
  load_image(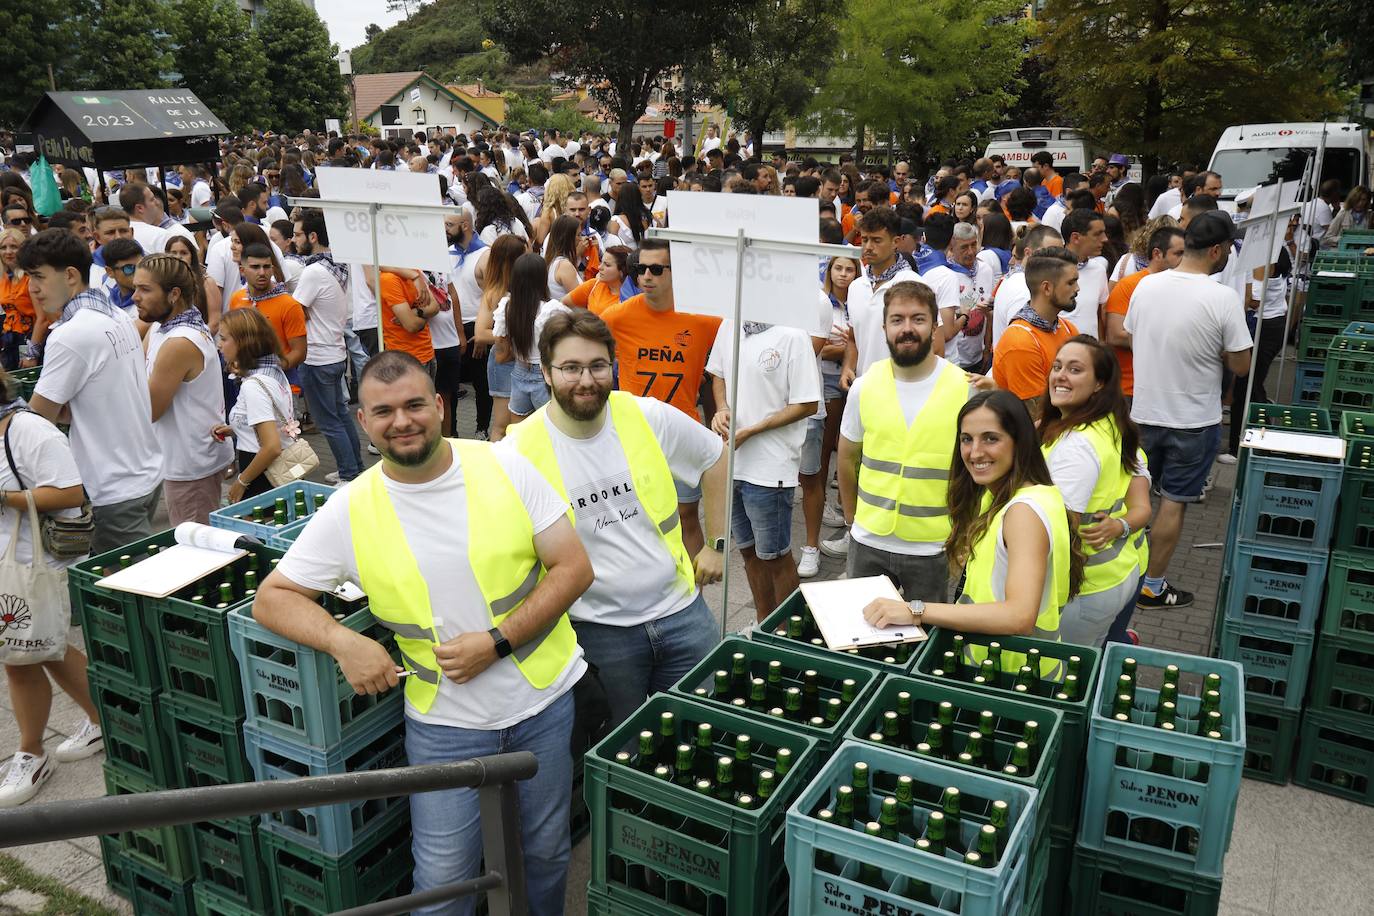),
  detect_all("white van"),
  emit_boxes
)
[984,127,1109,177]
[1208,123,1372,202]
